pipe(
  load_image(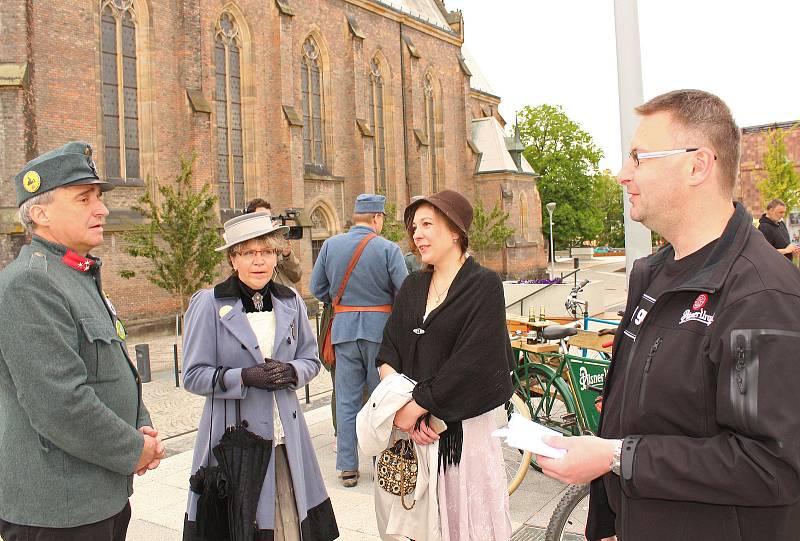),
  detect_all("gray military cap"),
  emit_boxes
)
[14,141,113,207]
